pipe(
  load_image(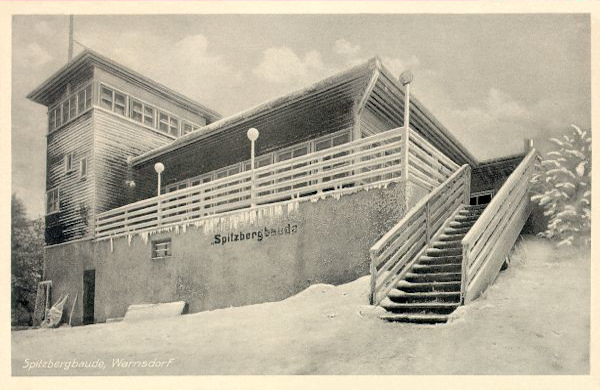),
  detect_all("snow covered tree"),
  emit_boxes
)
[530,125,591,247]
